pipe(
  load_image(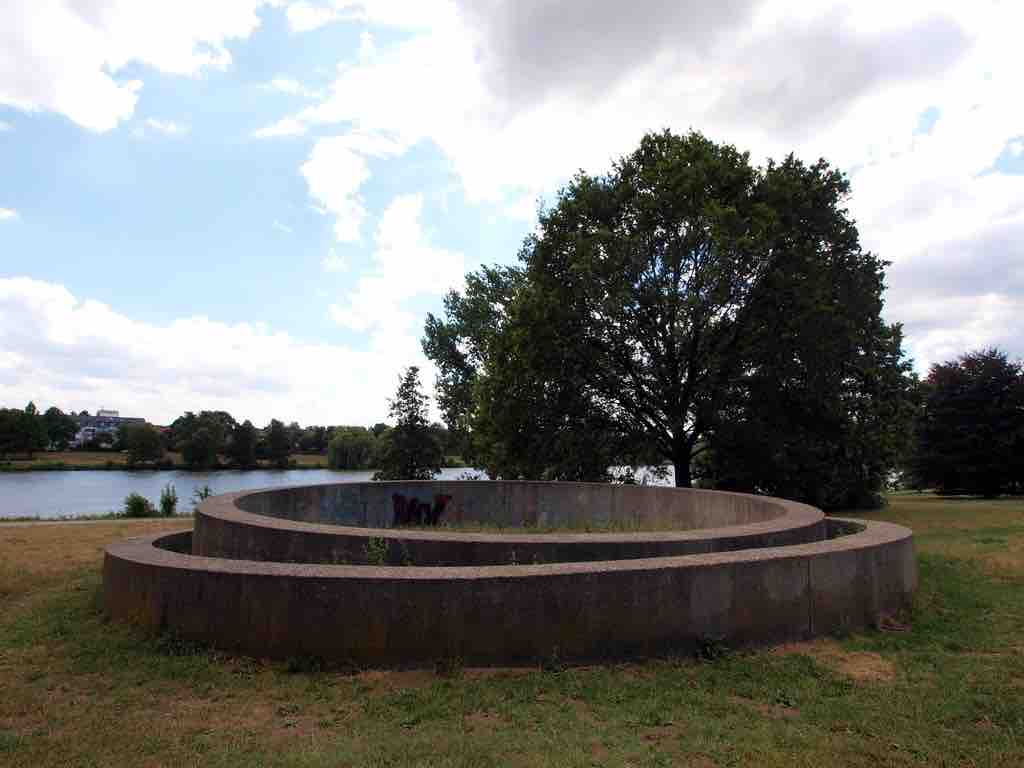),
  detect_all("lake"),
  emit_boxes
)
[0,467,485,520]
